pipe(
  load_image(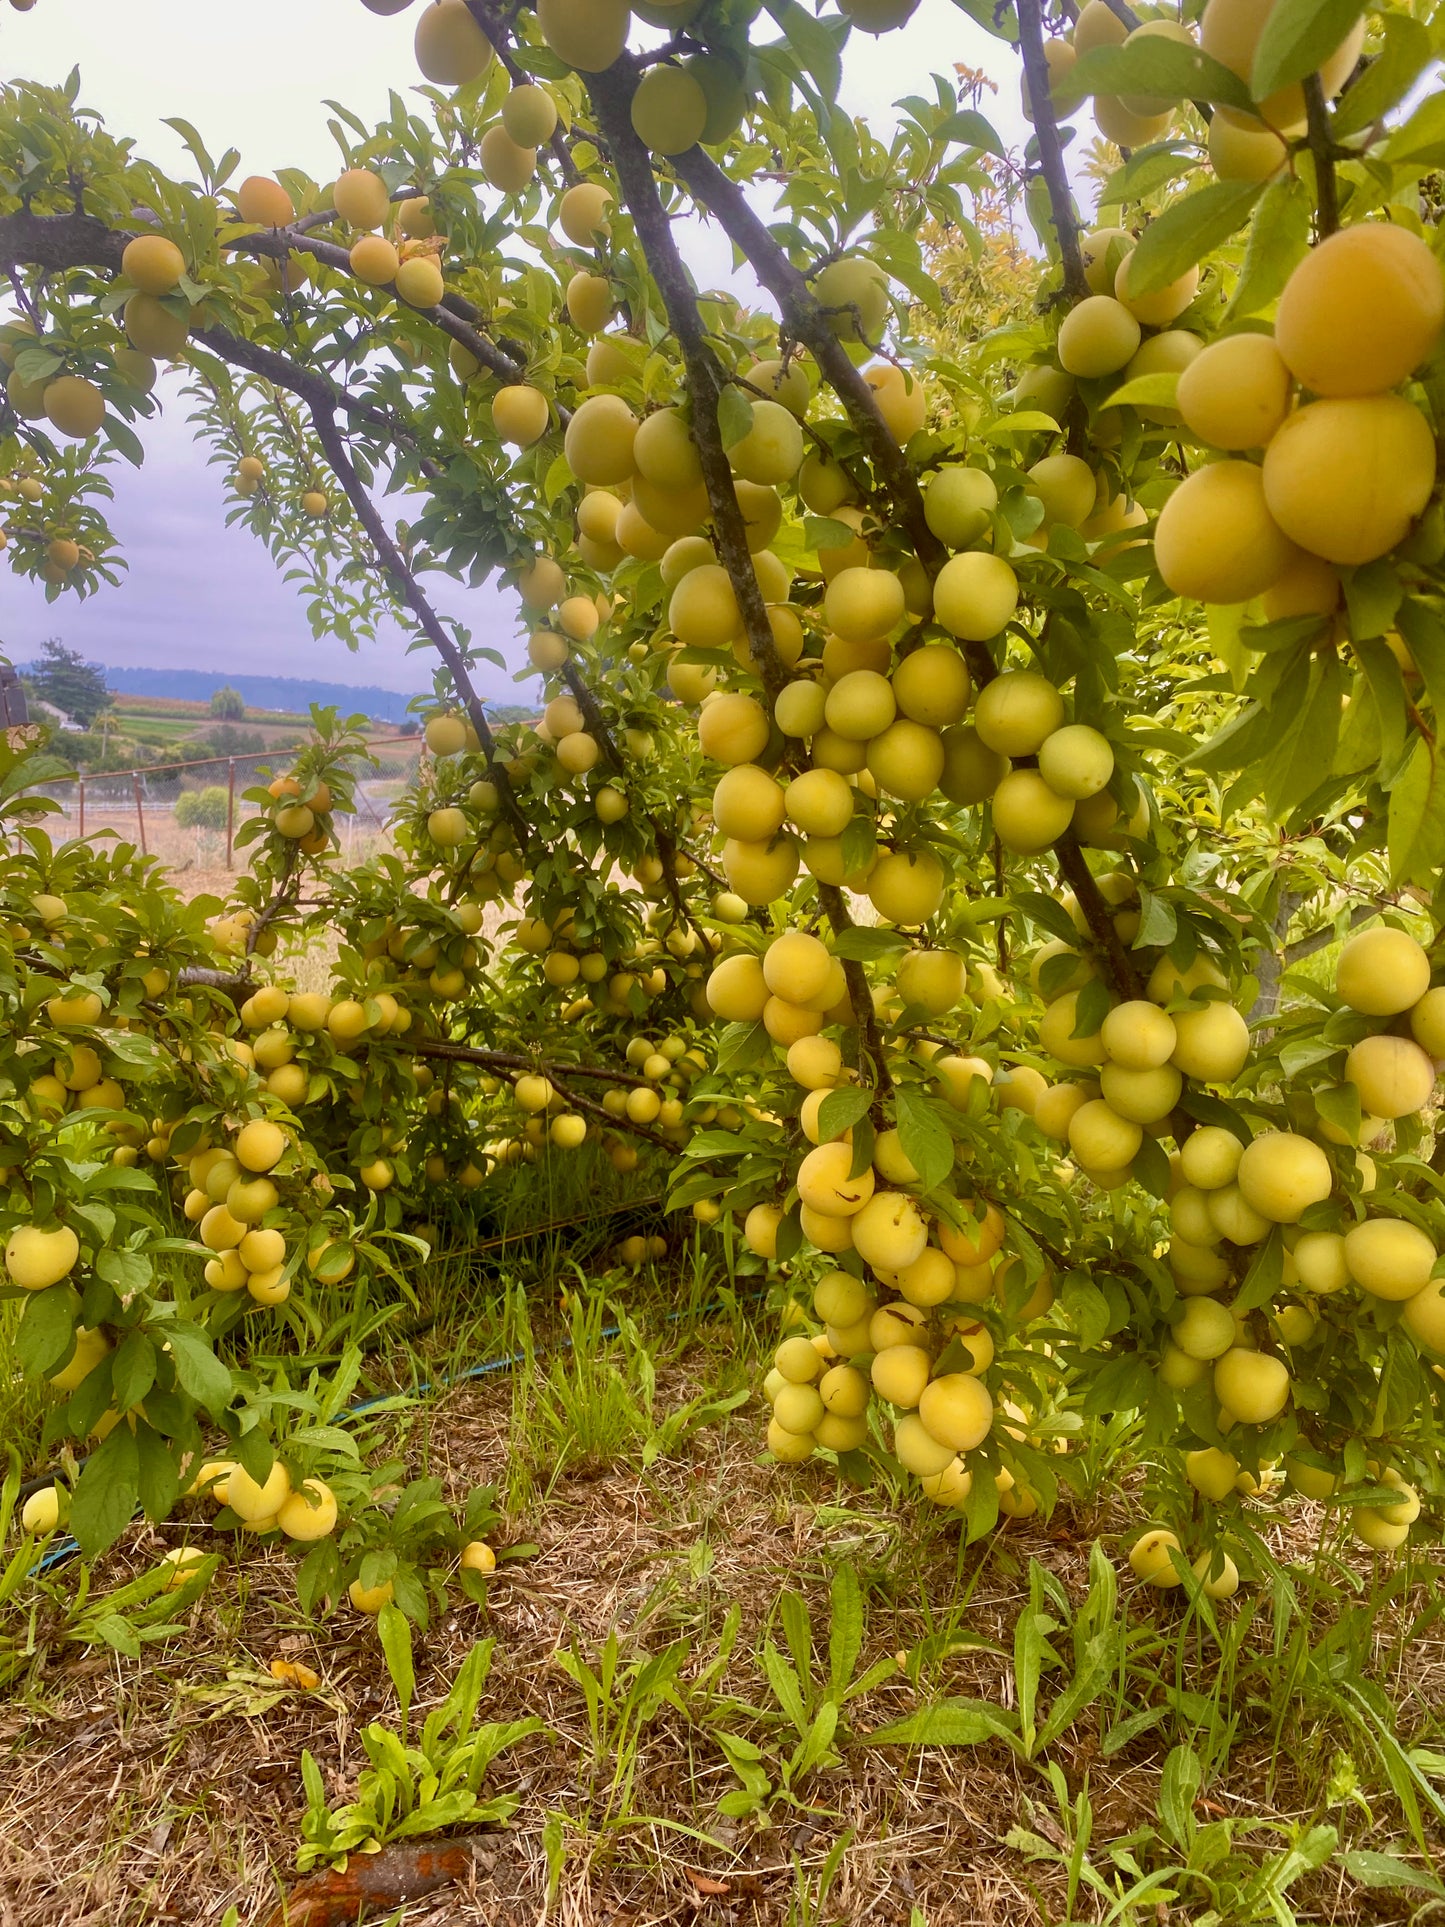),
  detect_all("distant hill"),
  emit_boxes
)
[92,667,422,723]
